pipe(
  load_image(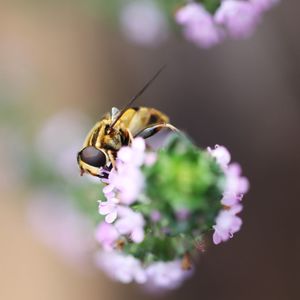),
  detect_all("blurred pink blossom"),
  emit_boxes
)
[209,144,249,244]
[115,207,145,243]
[175,3,223,48]
[221,163,249,206]
[103,138,146,205]
[95,251,147,284]
[96,251,192,289]
[207,145,231,169]
[175,208,190,221]
[120,0,169,47]
[175,0,279,47]
[213,204,243,244]
[145,260,193,290]
[215,0,261,39]
[208,145,249,206]
[117,137,146,166]
[95,222,119,251]
[150,210,161,222]
[106,165,144,205]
